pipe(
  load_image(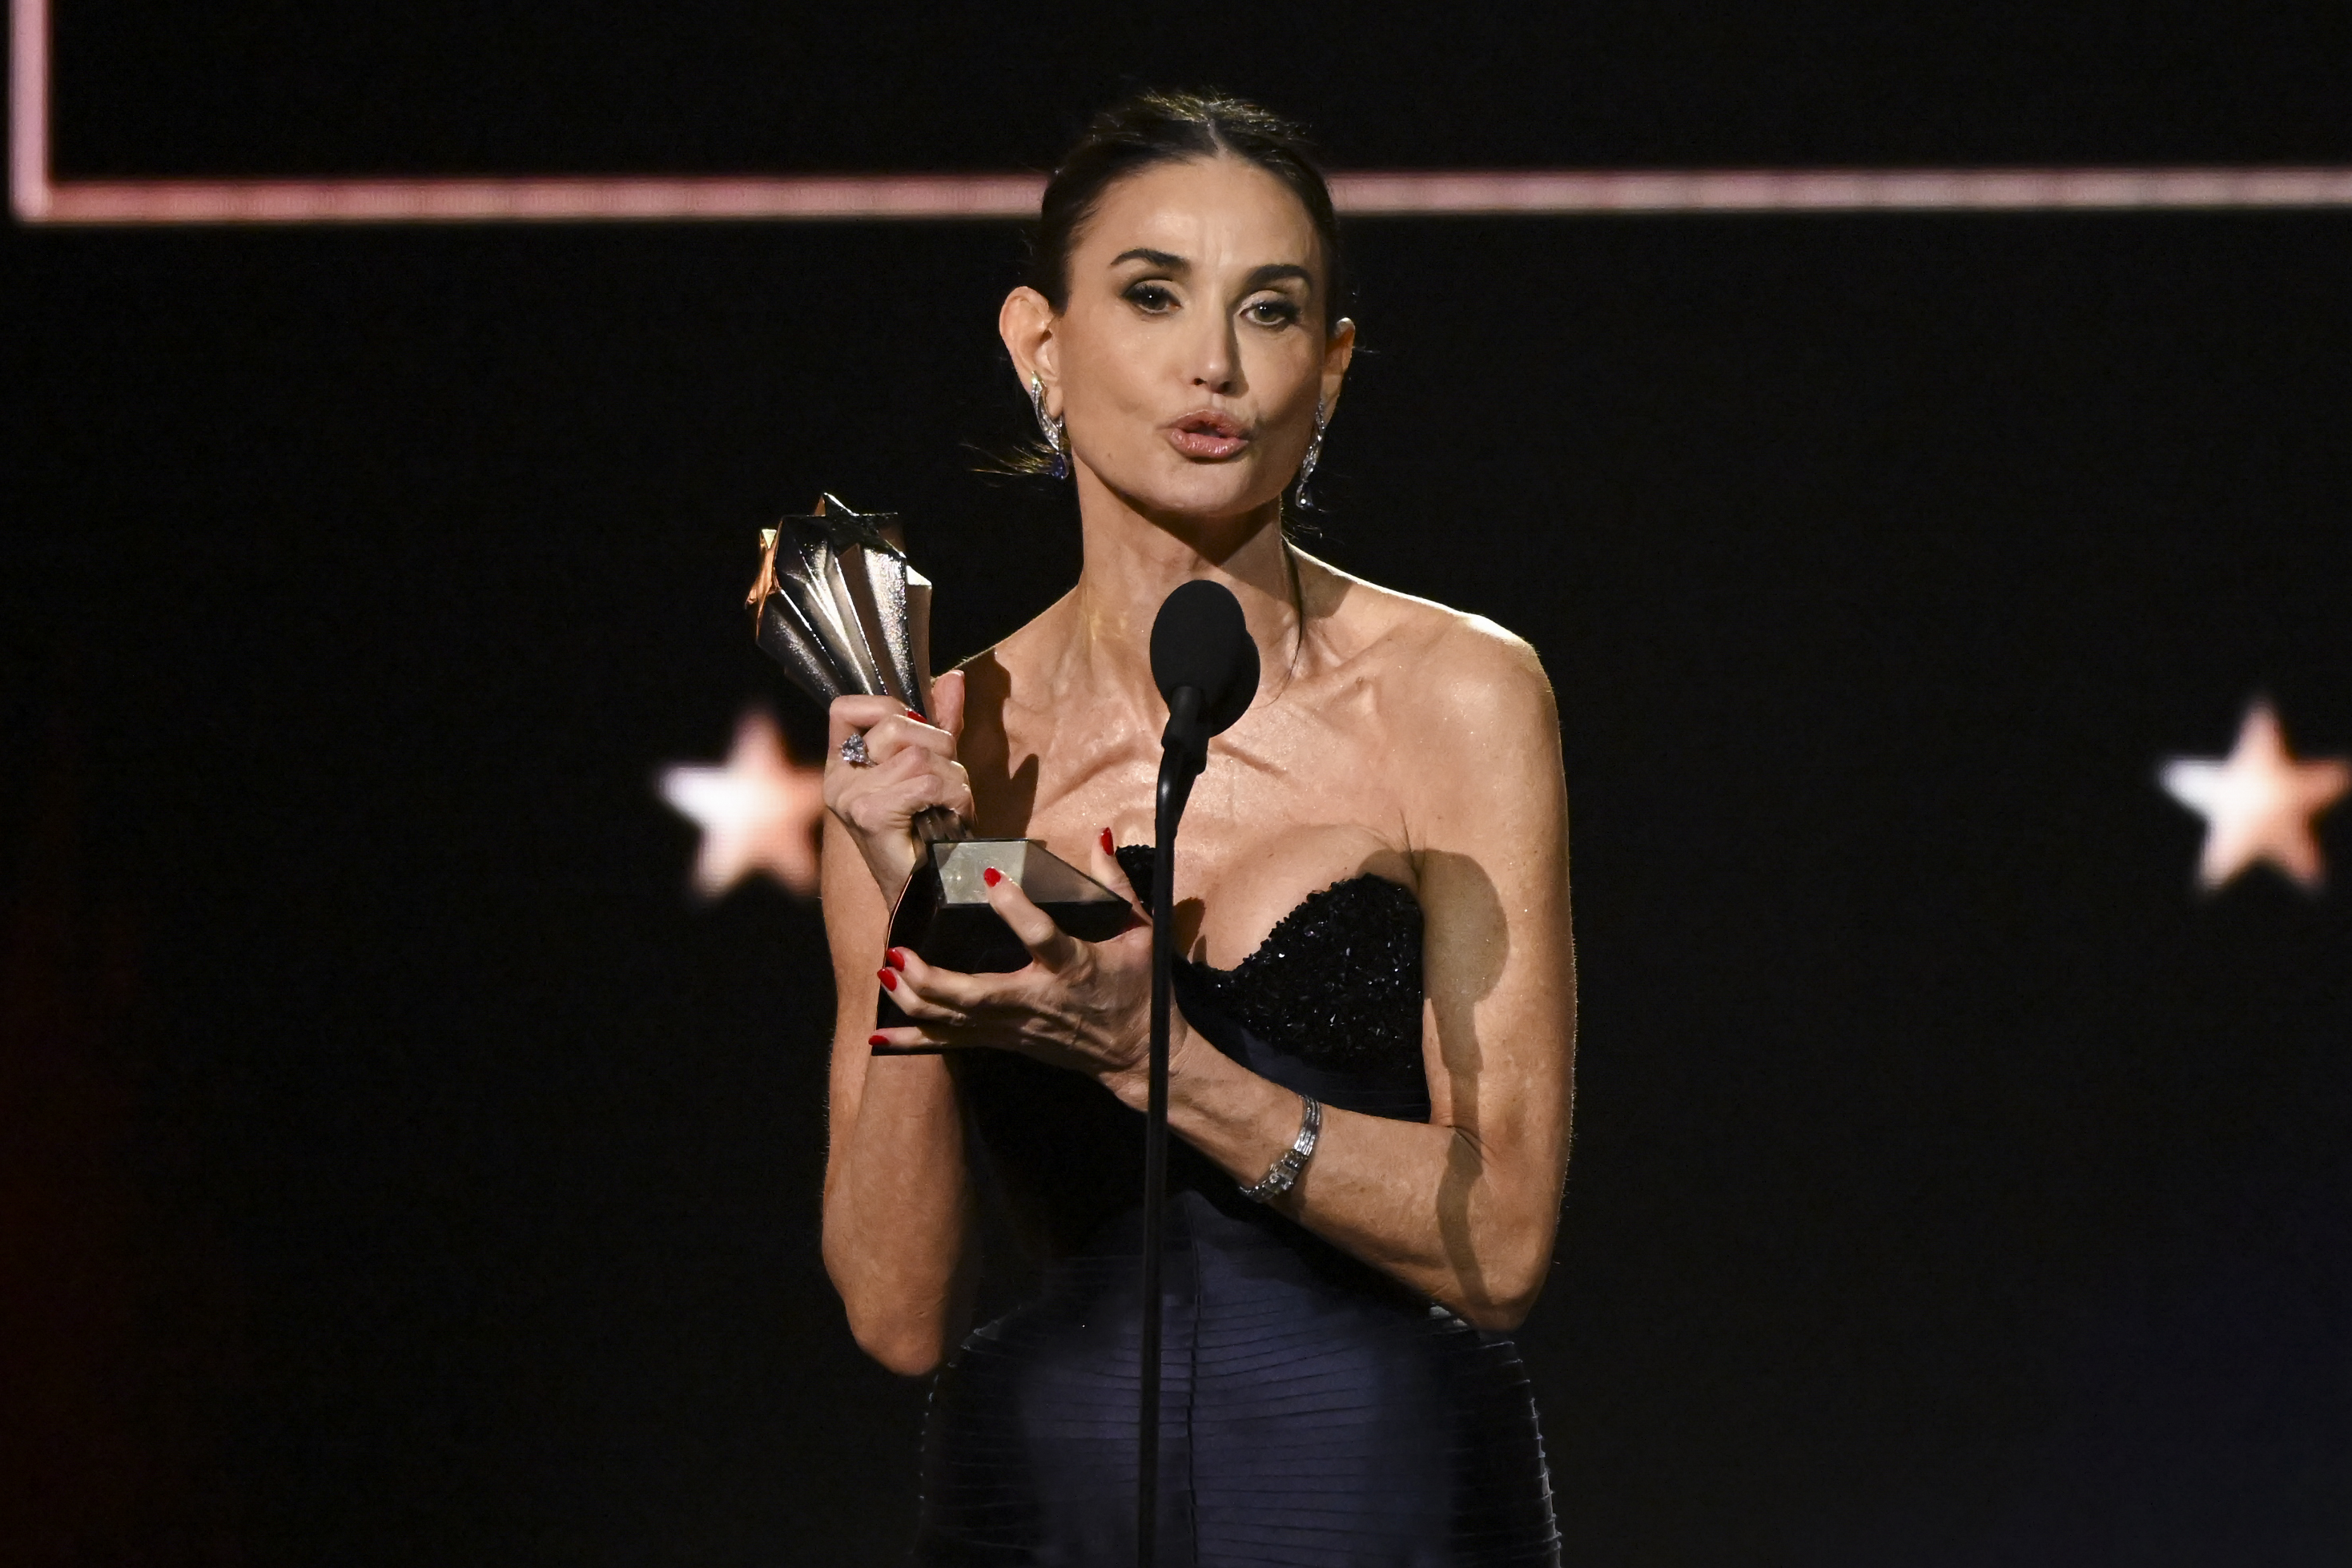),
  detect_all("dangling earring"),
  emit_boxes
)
[1029,372,1069,480]
[1293,400,1329,508]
